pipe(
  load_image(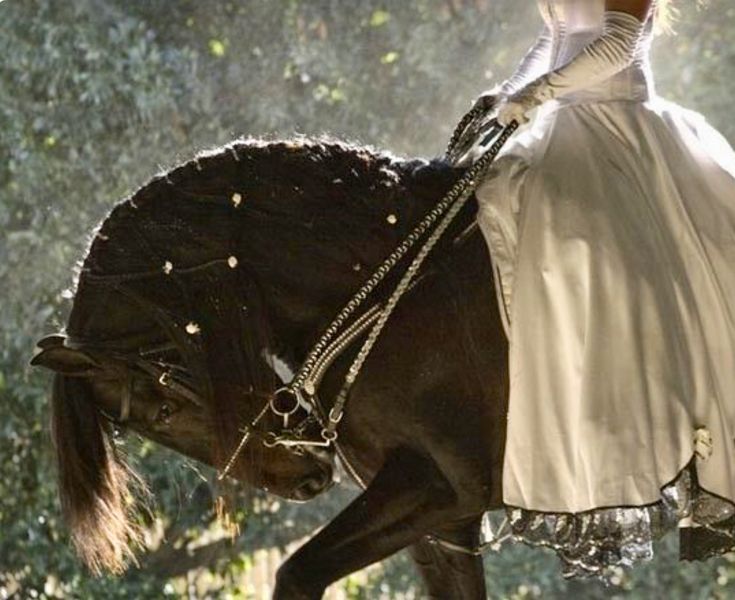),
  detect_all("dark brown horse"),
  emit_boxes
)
[31,135,509,599]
